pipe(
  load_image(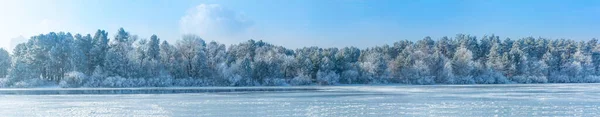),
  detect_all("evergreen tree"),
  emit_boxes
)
[104,28,132,77]
[89,30,109,73]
